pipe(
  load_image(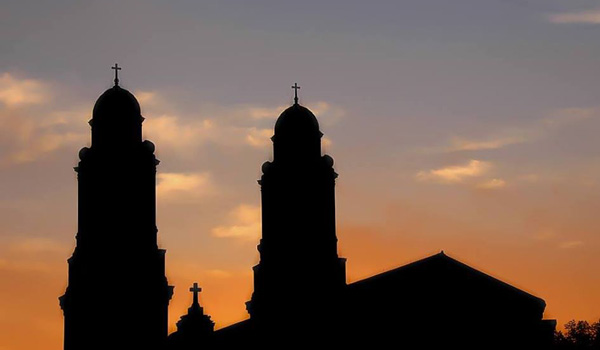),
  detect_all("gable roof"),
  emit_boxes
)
[349,251,546,311]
